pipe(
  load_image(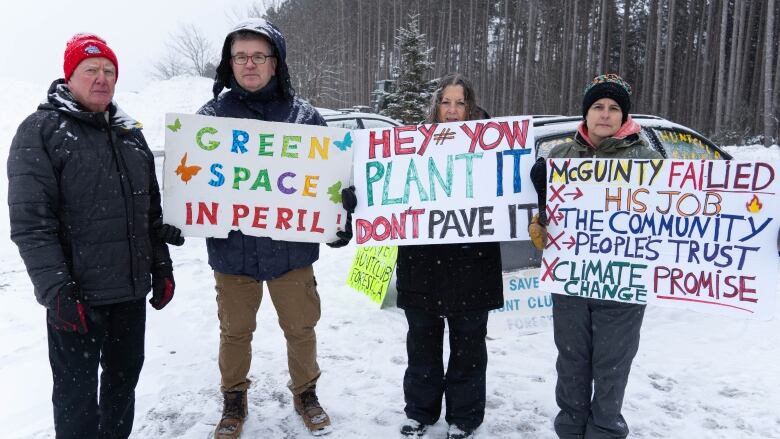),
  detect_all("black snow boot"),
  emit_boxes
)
[400,418,429,437]
[447,424,476,439]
